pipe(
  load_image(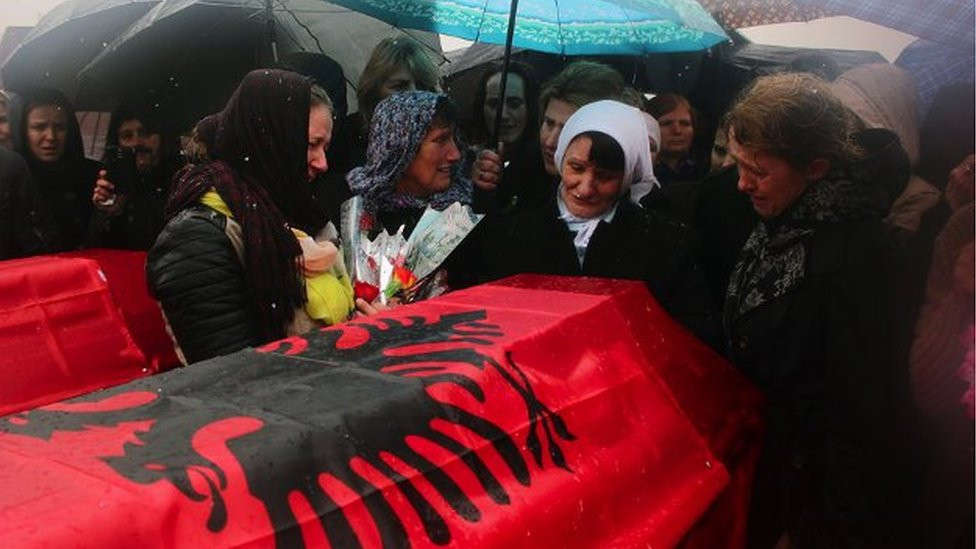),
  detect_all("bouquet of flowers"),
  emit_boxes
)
[341,198,483,304]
